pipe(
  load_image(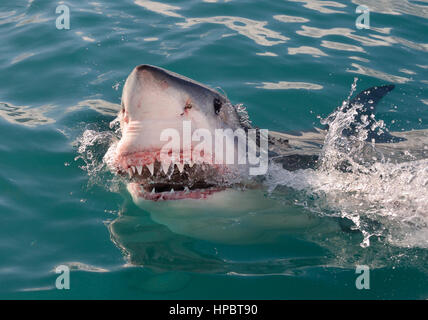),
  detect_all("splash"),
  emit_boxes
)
[74,127,122,192]
[267,79,428,249]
